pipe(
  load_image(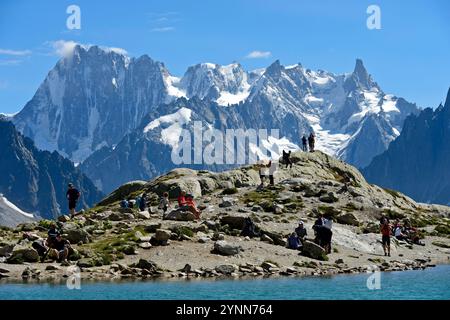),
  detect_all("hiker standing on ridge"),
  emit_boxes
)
[66,183,80,218]
[282,150,293,168]
[268,160,278,186]
[308,133,315,152]
[302,135,308,152]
